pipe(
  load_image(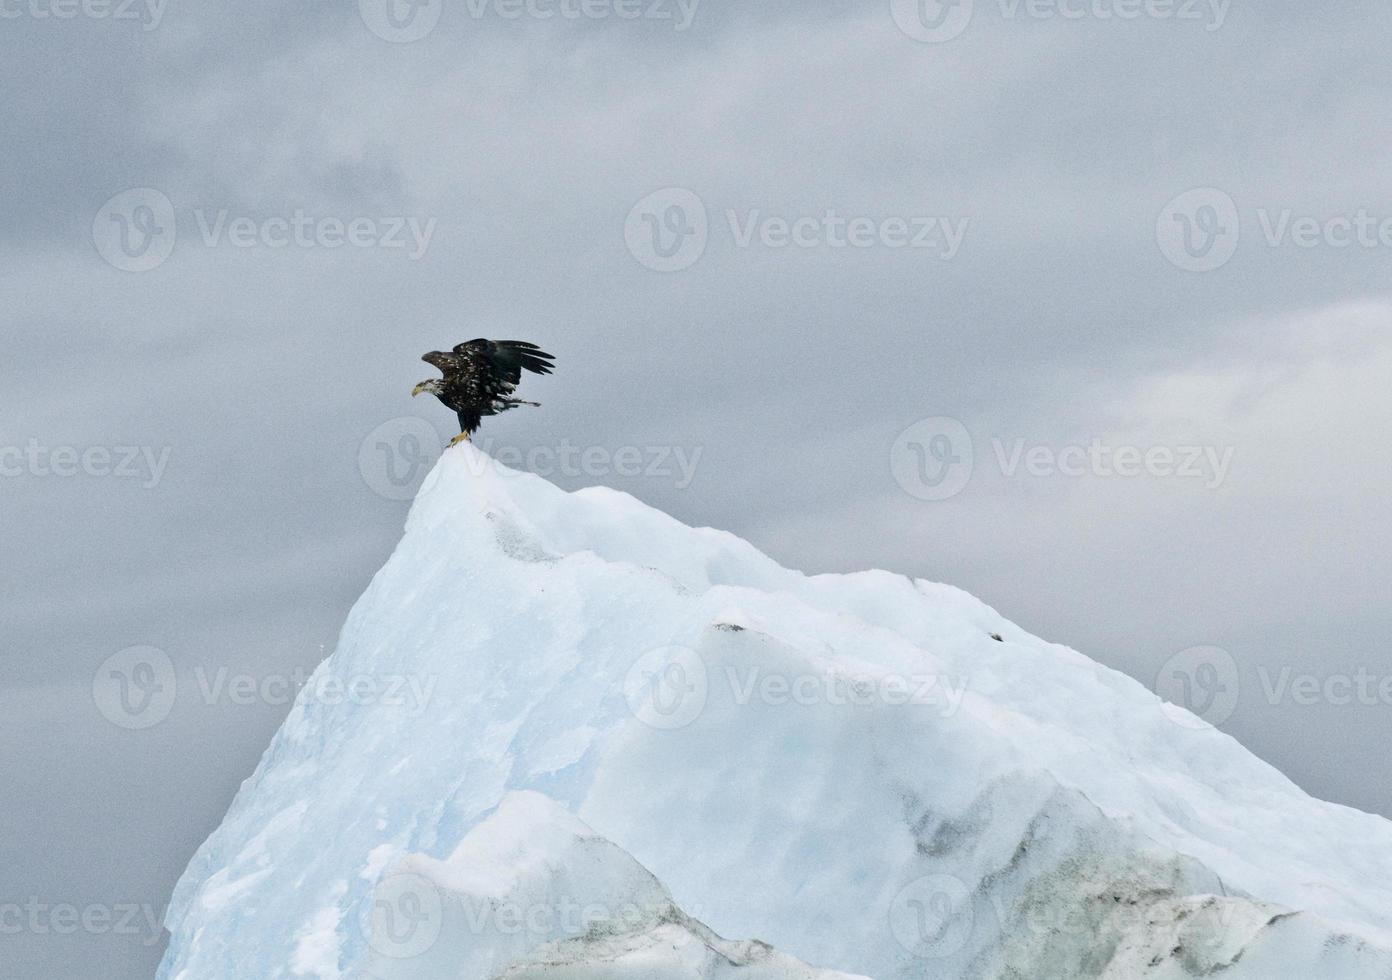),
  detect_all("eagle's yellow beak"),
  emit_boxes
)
[411,383,427,397]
